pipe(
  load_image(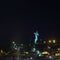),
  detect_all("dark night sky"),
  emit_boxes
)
[0,0,60,48]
